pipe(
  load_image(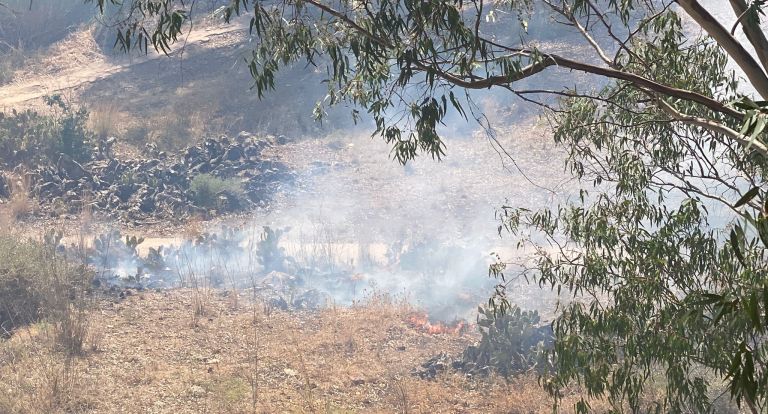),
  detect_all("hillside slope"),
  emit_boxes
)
[0,16,349,148]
